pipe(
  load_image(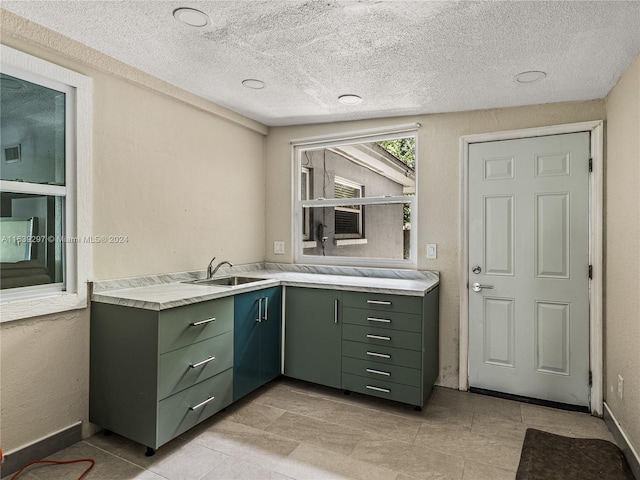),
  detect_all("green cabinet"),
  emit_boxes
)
[233,286,282,401]
[284,287,342,389]
[341,287,439,407]
[90,297,234,453]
